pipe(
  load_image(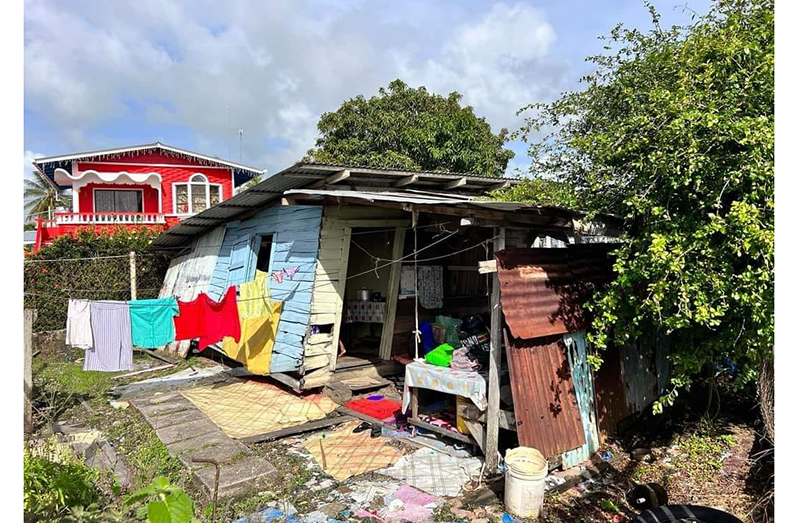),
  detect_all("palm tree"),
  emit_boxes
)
[24,171,72,220]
